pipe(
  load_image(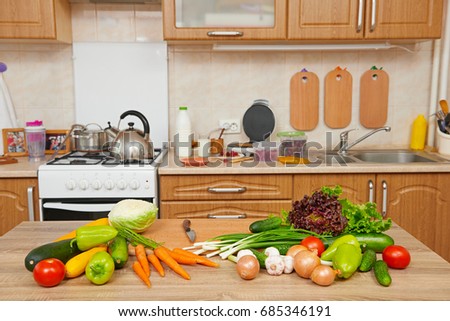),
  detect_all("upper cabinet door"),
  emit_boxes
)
[0,0,72,43]
[364,0,443,39]
[163,0,287,40]
[288,0,364,40]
